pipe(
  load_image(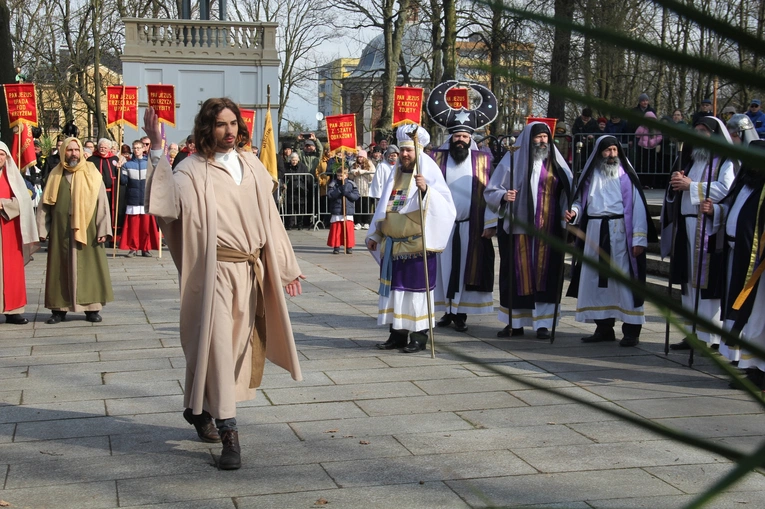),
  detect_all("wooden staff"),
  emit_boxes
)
[665,141,684,354]
[505,142,520,337]
[407,129,436,359]
[690,153,715,368]
[113,85,126,258]
[341,150,348,254]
